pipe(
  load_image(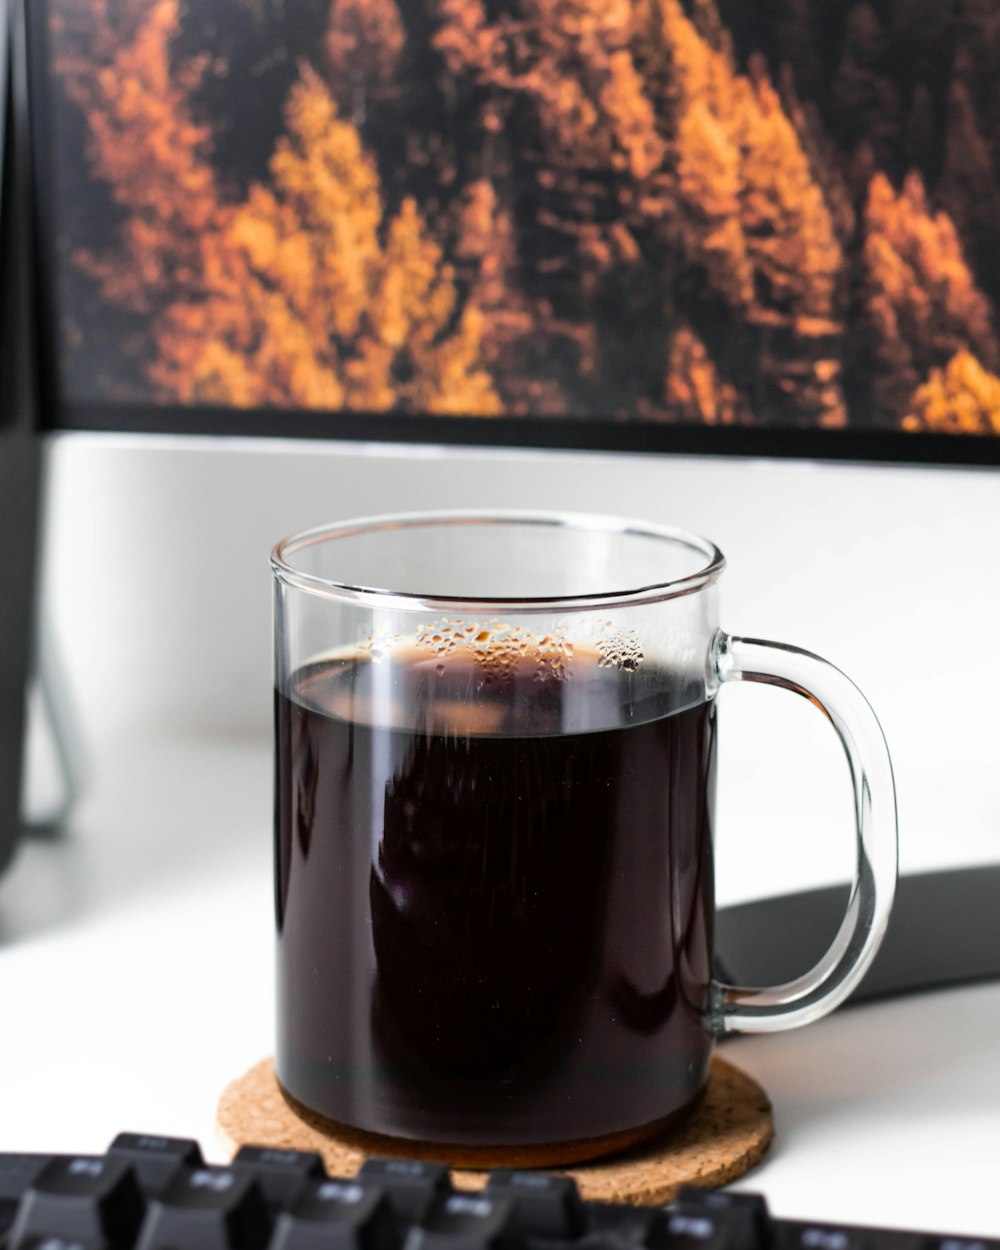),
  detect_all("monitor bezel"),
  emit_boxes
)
[46,401,1000,466]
